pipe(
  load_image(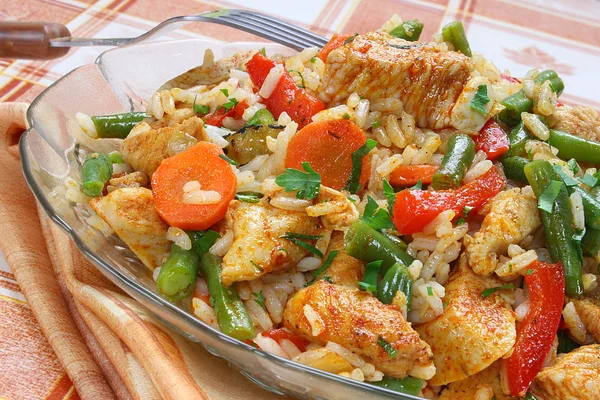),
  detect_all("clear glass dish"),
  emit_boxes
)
[20,38,422,400]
